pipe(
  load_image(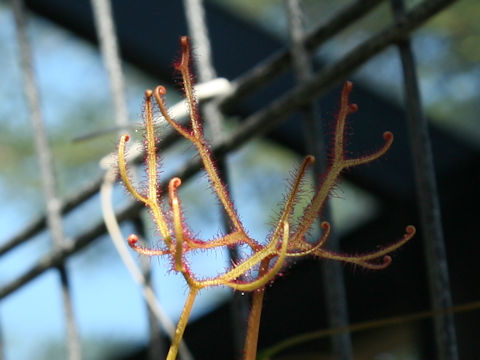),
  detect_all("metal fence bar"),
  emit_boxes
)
[182,0,250,356]
[0,0,456,302]
[283,1,353,359]
[89,1,166,357]
[10,0,81,359]
[183,0,225,144]
[90,0,128,128]
[390,1,459,359]
[0,0,452,259]
[183,0,216,84]
[135,219,165,360]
